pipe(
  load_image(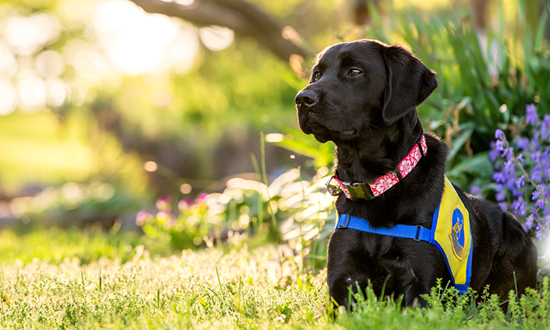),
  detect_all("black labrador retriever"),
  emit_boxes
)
[295,39,538,308]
